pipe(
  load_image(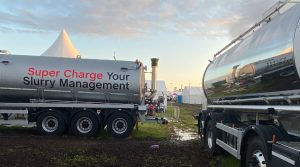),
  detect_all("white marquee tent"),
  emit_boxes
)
[41,29,80,58]
[146,80,168,110]
[182,86,206,105]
